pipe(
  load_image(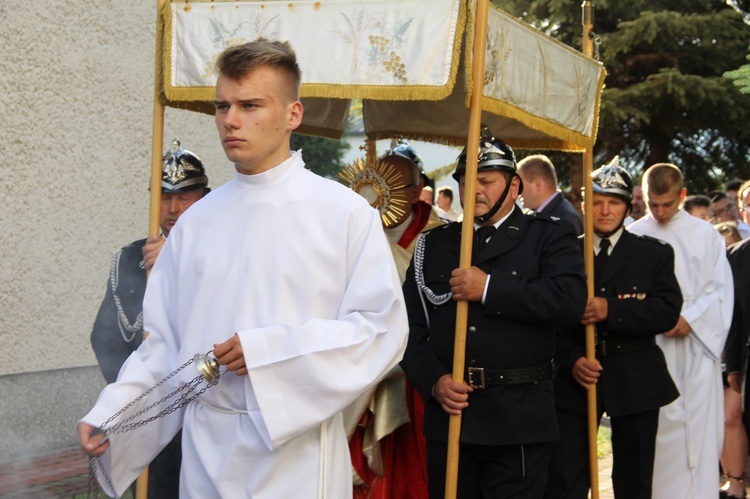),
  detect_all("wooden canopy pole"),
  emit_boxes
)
[136,0,168,497]
[581,2,599,498]
[148,0,167,239]
[444,0,490,497]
